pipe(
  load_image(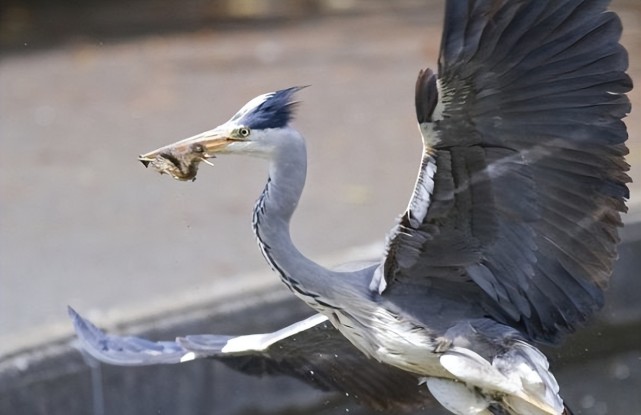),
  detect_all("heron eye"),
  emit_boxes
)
[192,144,205,153]
[238,127,251,138]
